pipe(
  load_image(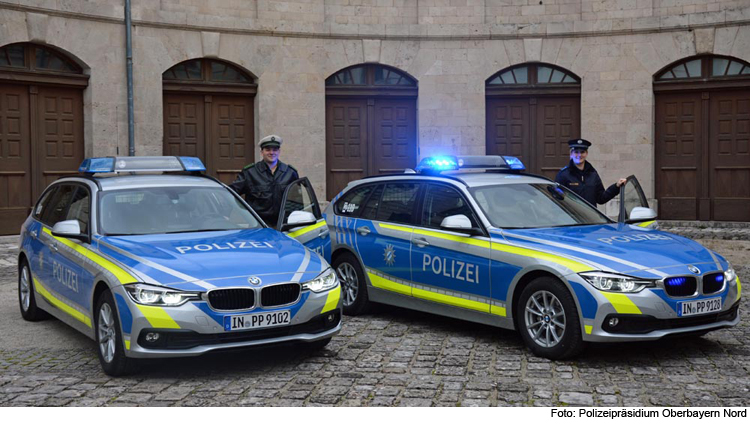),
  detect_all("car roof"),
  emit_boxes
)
[345,171,553,190]
[56,174,223,191]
